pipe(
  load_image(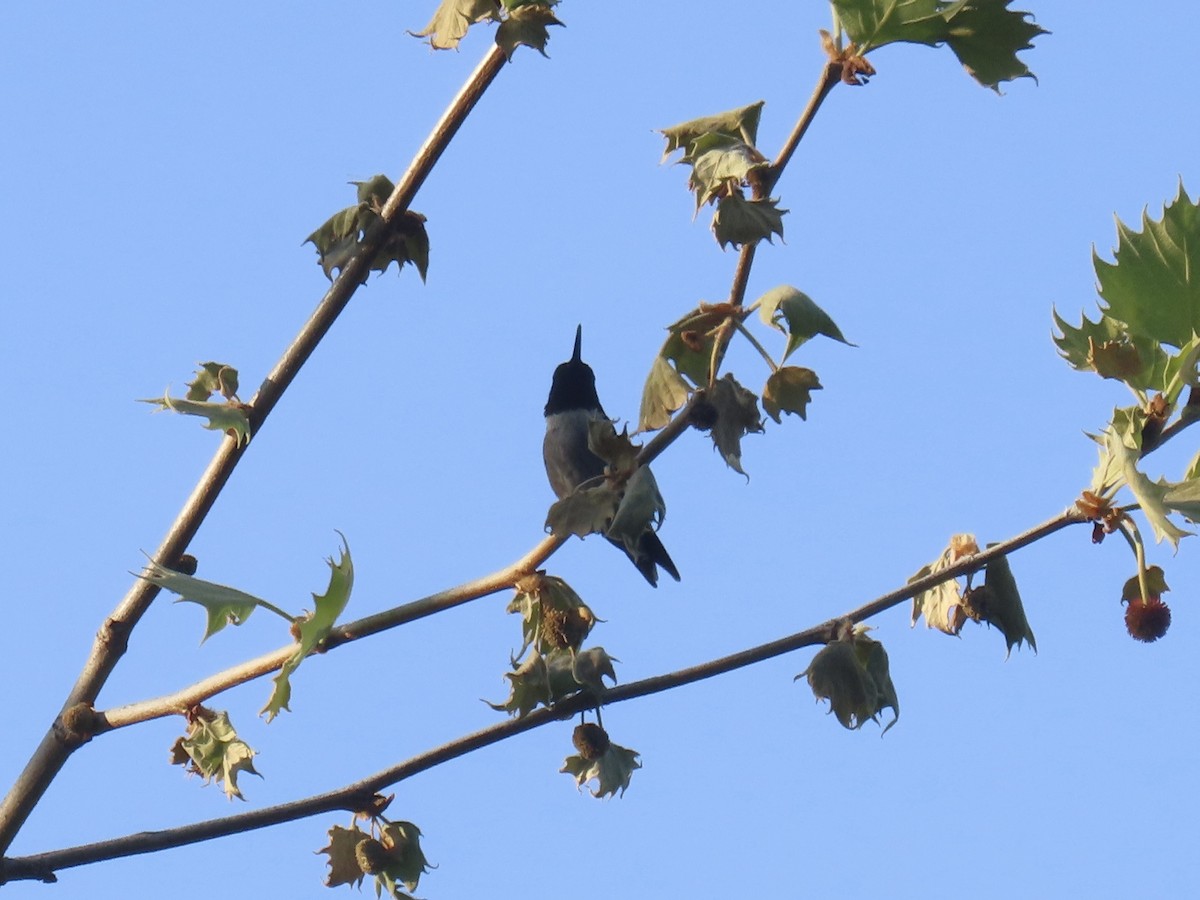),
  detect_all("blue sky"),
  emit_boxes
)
[1,2,1197,898]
